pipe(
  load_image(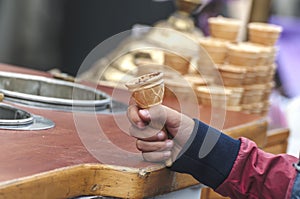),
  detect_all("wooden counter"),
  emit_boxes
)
[0,64,268,199]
